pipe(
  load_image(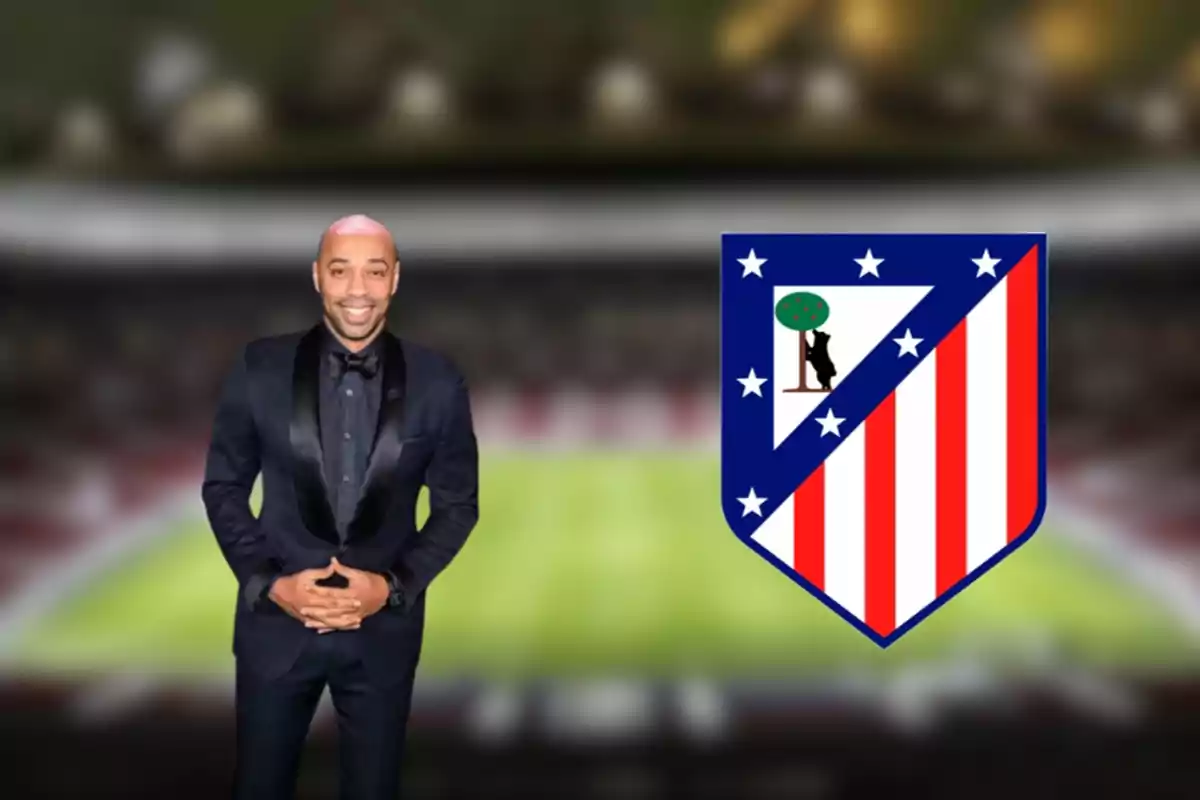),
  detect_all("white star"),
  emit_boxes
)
[855,249,883,278]
[973,249,1001,278]
[893,328,923,357]
[738,249,767,278]
[815,407,846,437]
[737,367,769,397]
[737,487,767,517]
